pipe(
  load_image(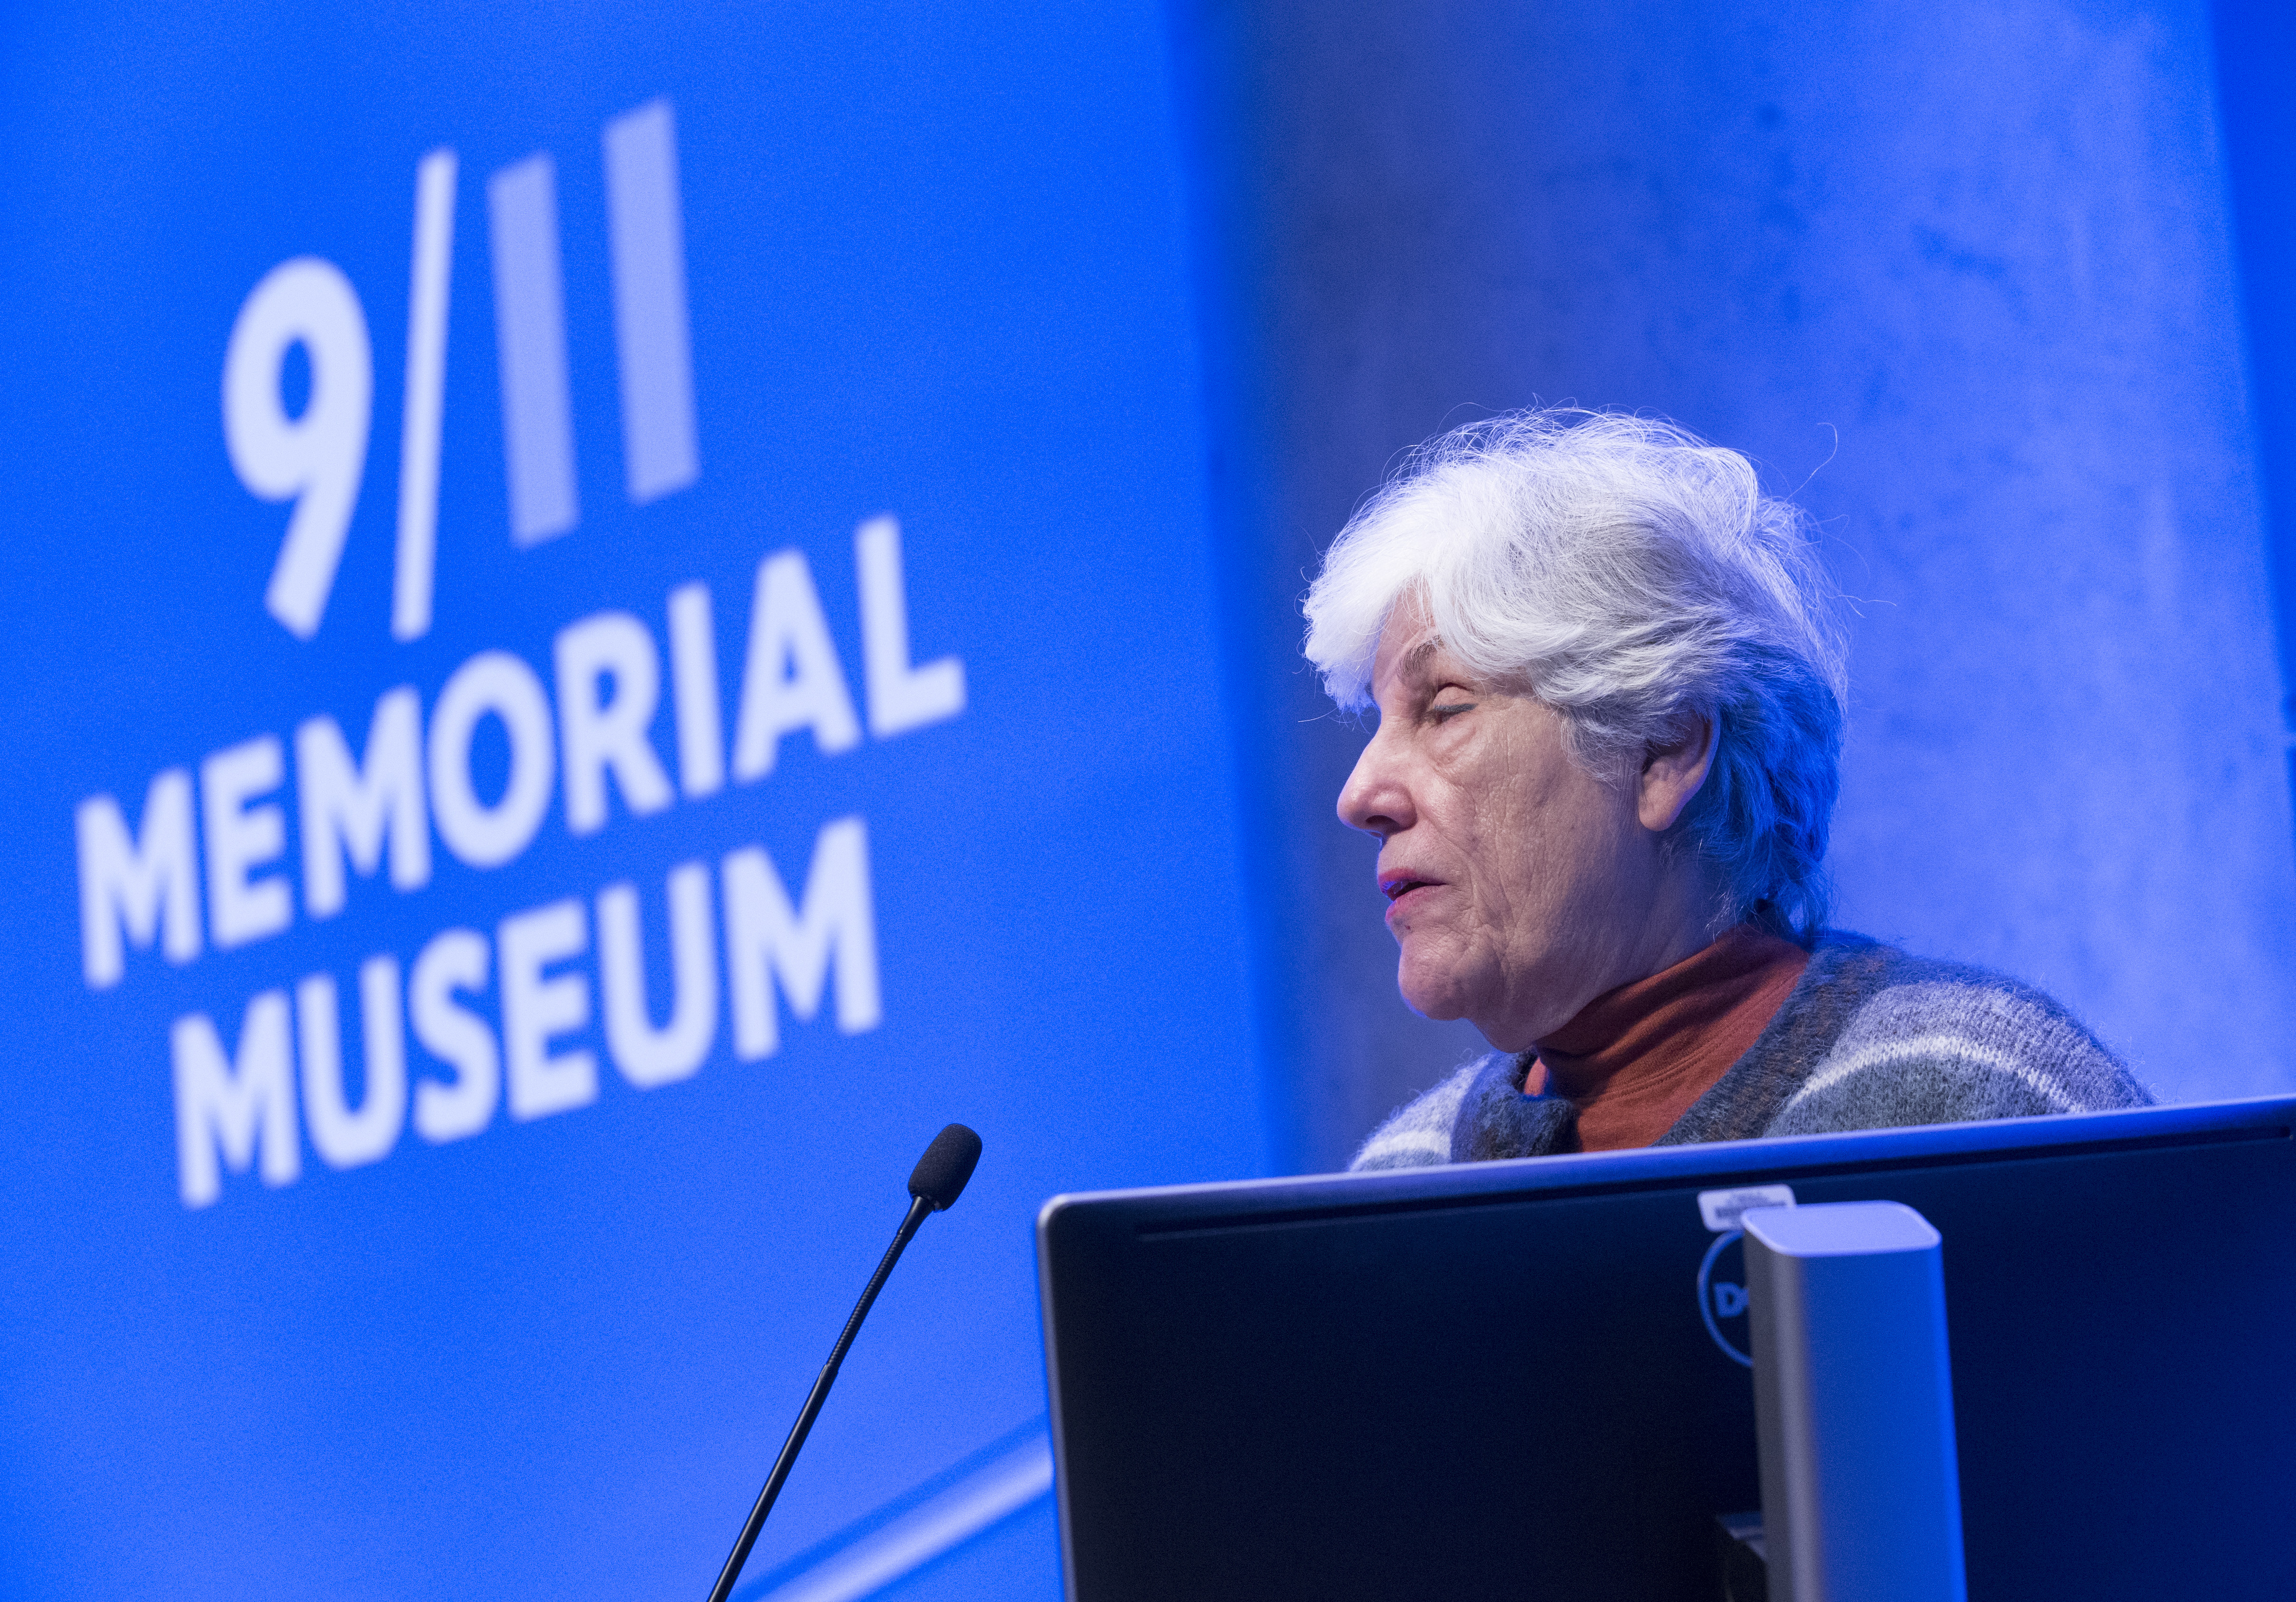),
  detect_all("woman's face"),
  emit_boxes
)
[1336,601,1716,1051]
